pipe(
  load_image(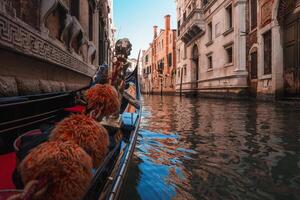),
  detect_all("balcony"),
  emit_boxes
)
[179,9,205,44]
